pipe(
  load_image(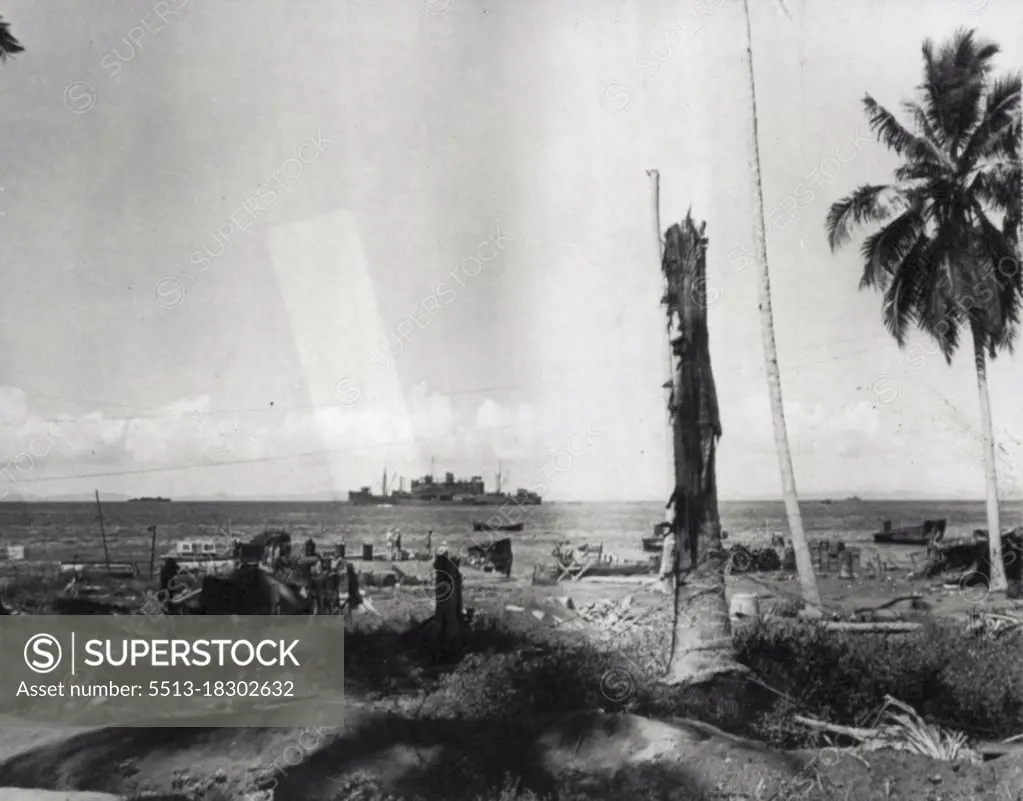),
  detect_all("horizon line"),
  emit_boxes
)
[0,496,1012,504]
